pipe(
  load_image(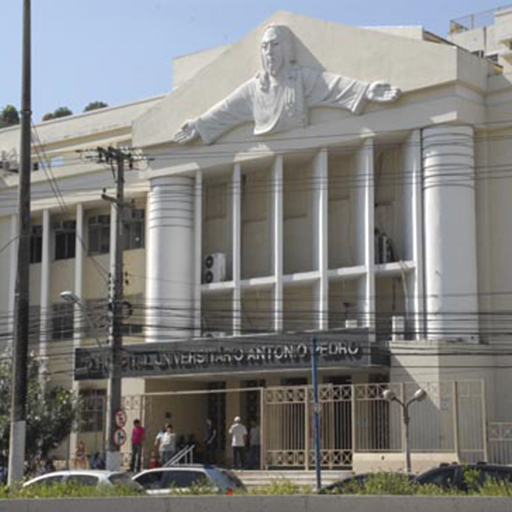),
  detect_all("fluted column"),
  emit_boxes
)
[272,156,283,332]
[356,139,375,335]
[313,148,328,330]
[232,164,242,336]
[422,125,478,342]
[146,176,195,342]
